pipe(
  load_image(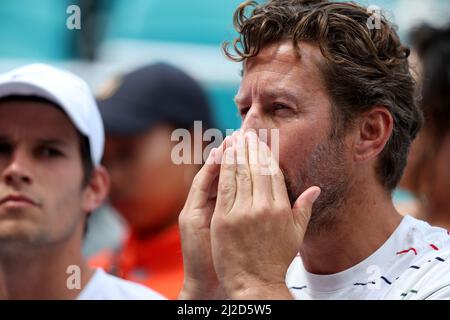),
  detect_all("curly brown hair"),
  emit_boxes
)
[223,0,423,191]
